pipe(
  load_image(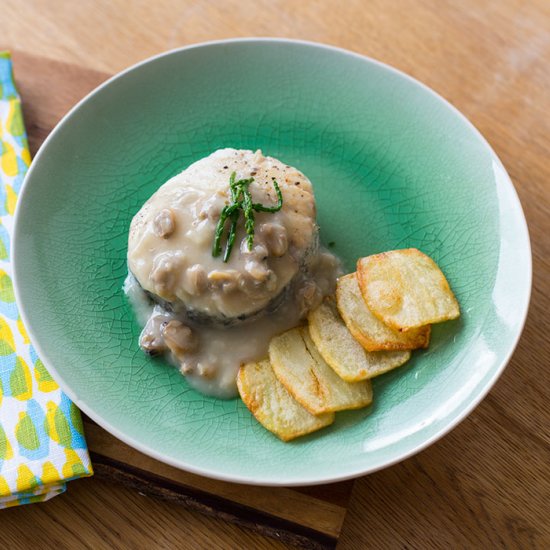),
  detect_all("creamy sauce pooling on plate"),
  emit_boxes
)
[126,149,341,398]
